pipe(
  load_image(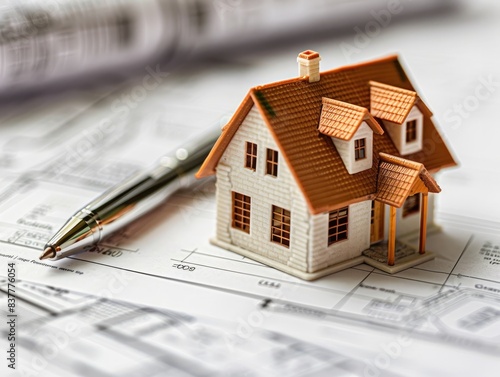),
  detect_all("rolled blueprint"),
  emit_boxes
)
[0,0,450,94]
